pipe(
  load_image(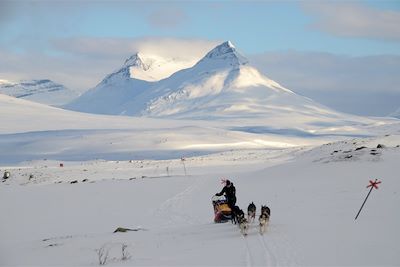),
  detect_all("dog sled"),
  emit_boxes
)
[212,195,232,223]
